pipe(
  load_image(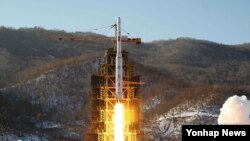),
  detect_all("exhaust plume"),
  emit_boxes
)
[218,95,250,125]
